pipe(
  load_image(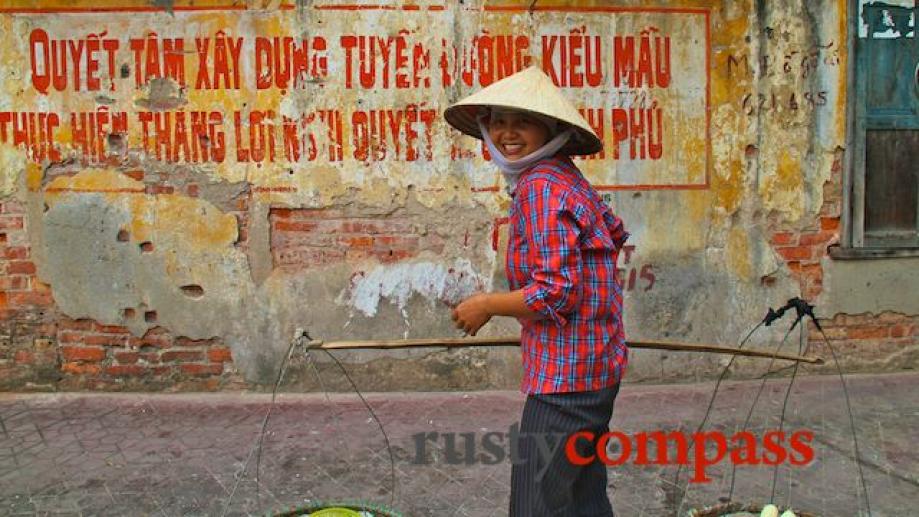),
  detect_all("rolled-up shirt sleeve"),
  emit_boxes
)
[517,178,583,326]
